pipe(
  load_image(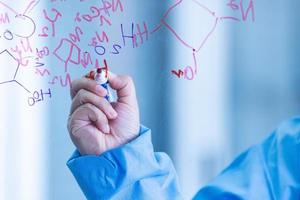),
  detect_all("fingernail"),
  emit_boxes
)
[110,110,118,119]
